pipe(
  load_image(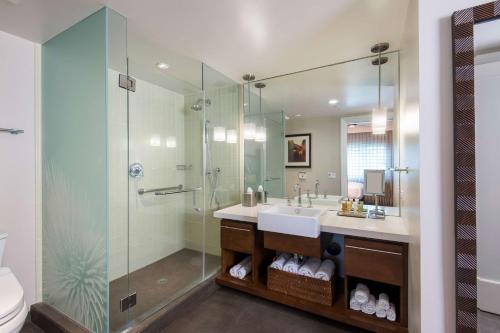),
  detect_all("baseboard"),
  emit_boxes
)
[30,303,91,333]
[478,276,500,315]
